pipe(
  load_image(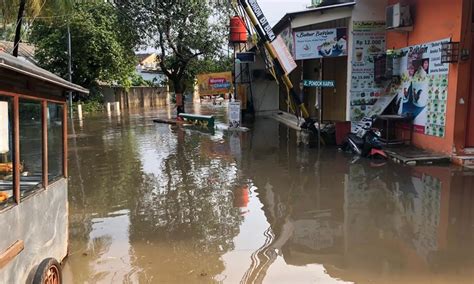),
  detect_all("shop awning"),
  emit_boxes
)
[0,52,89,94]
[273,2,355,32]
